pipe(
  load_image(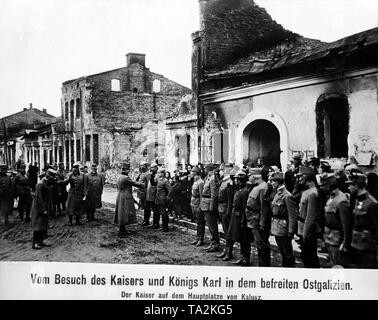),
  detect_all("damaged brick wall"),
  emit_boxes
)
[200,0,299,71]
[86,70,191,169]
